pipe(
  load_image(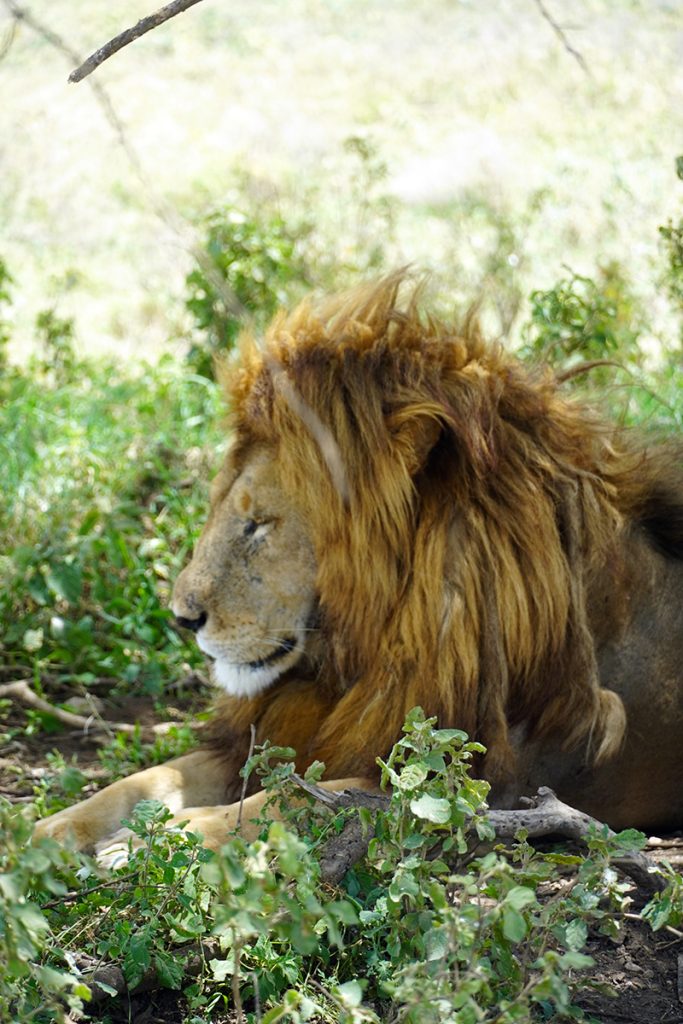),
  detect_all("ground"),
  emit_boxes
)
[2,676,681,1024]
